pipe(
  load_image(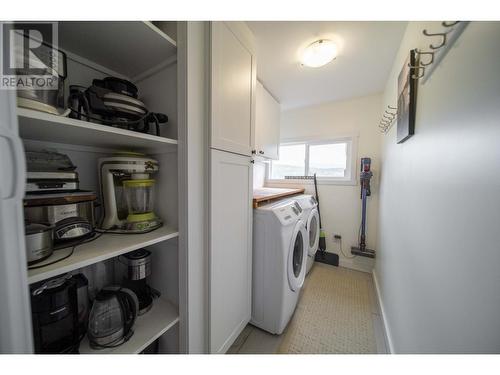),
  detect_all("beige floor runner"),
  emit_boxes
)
[278,264,377,354]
